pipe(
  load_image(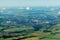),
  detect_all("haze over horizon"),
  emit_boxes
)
[0,0,60,7]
